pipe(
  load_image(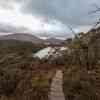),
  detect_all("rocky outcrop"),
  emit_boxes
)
[64,27,100,68]
[63,27,100,100]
